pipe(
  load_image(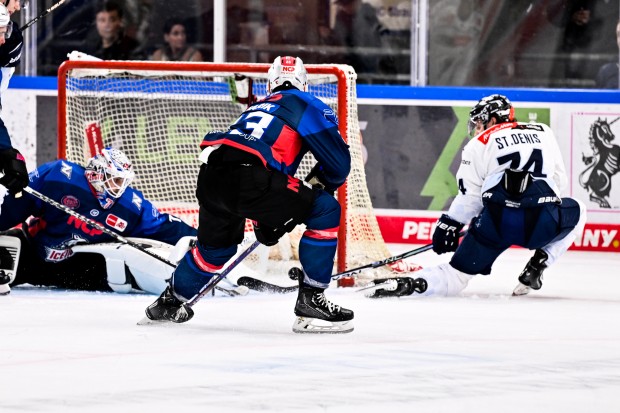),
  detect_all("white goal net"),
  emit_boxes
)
[58,59,394,285]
